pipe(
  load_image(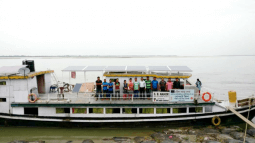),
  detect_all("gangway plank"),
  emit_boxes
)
[227,106,255,128]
